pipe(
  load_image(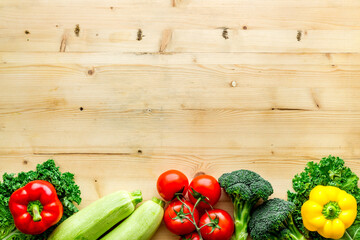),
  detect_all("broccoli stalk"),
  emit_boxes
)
[249,198,306,240]
[219,170,274,240]
[287,215,306,240]
[232,199,253,240]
